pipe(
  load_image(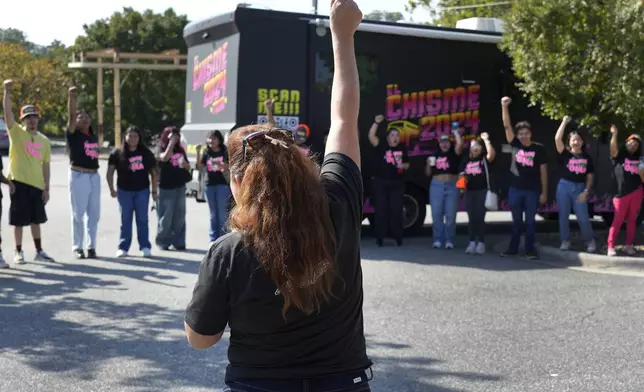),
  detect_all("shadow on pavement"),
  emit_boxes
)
[0,264,225,390]
[366,337,502,391]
